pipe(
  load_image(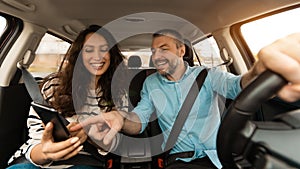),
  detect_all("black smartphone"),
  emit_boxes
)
[31,102,70,142]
